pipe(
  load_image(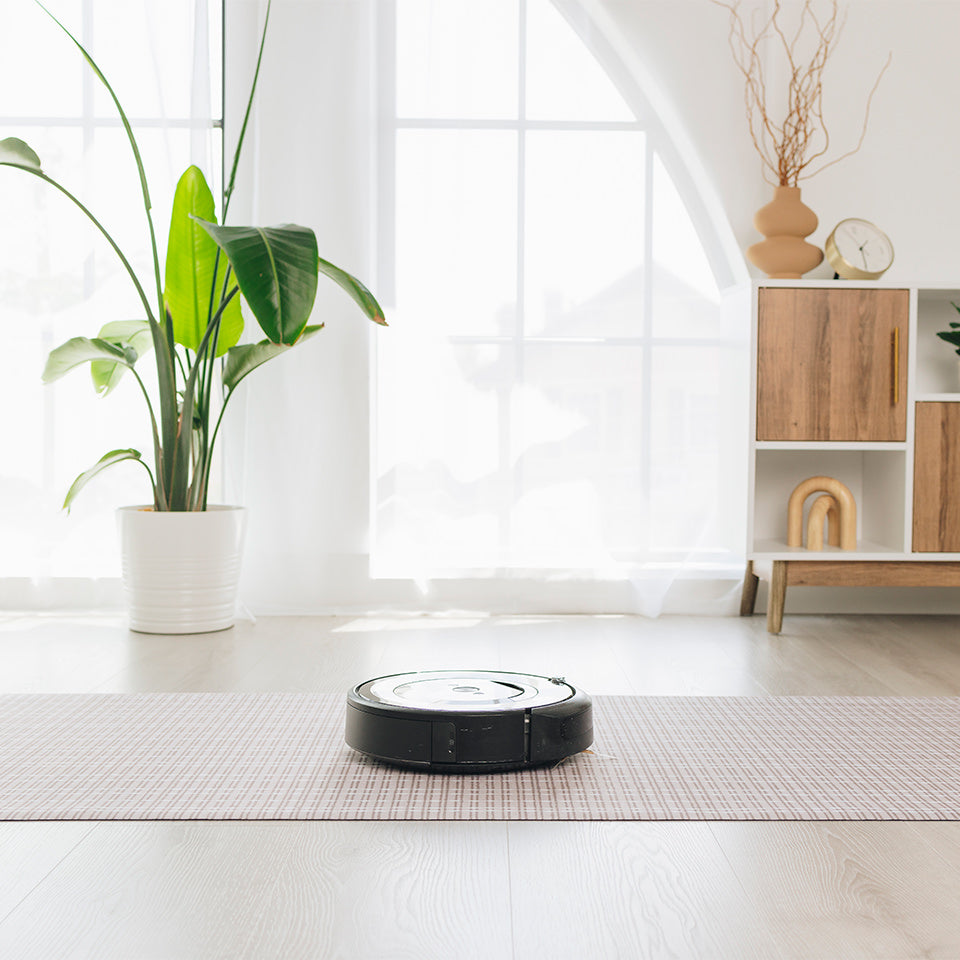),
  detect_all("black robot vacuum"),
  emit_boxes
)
[345,670,593,773]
